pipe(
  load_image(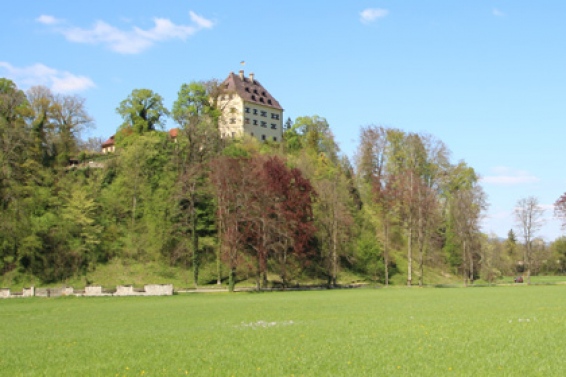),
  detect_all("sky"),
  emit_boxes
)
[2,1,566,241]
